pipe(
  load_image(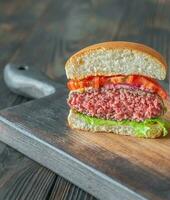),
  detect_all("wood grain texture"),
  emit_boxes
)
[0,162,56,200]
[0,0,170,199]
[0,0,51,70]
[0,92,169,200]
[0,0,59,200]
[49,177,96,200]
